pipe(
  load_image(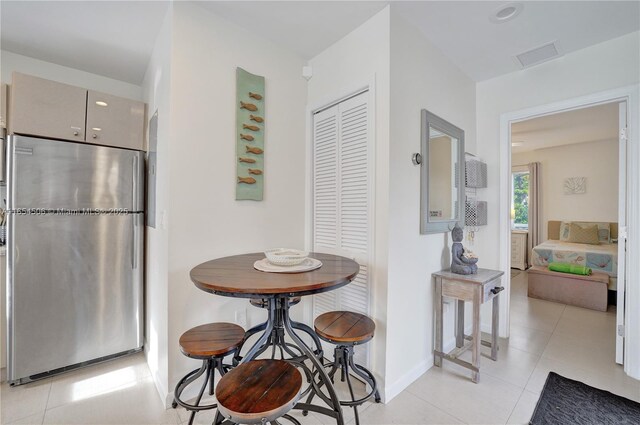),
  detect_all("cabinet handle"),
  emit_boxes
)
[490,286,505,295]
[92,134,97,139]
[73,131,79,136]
